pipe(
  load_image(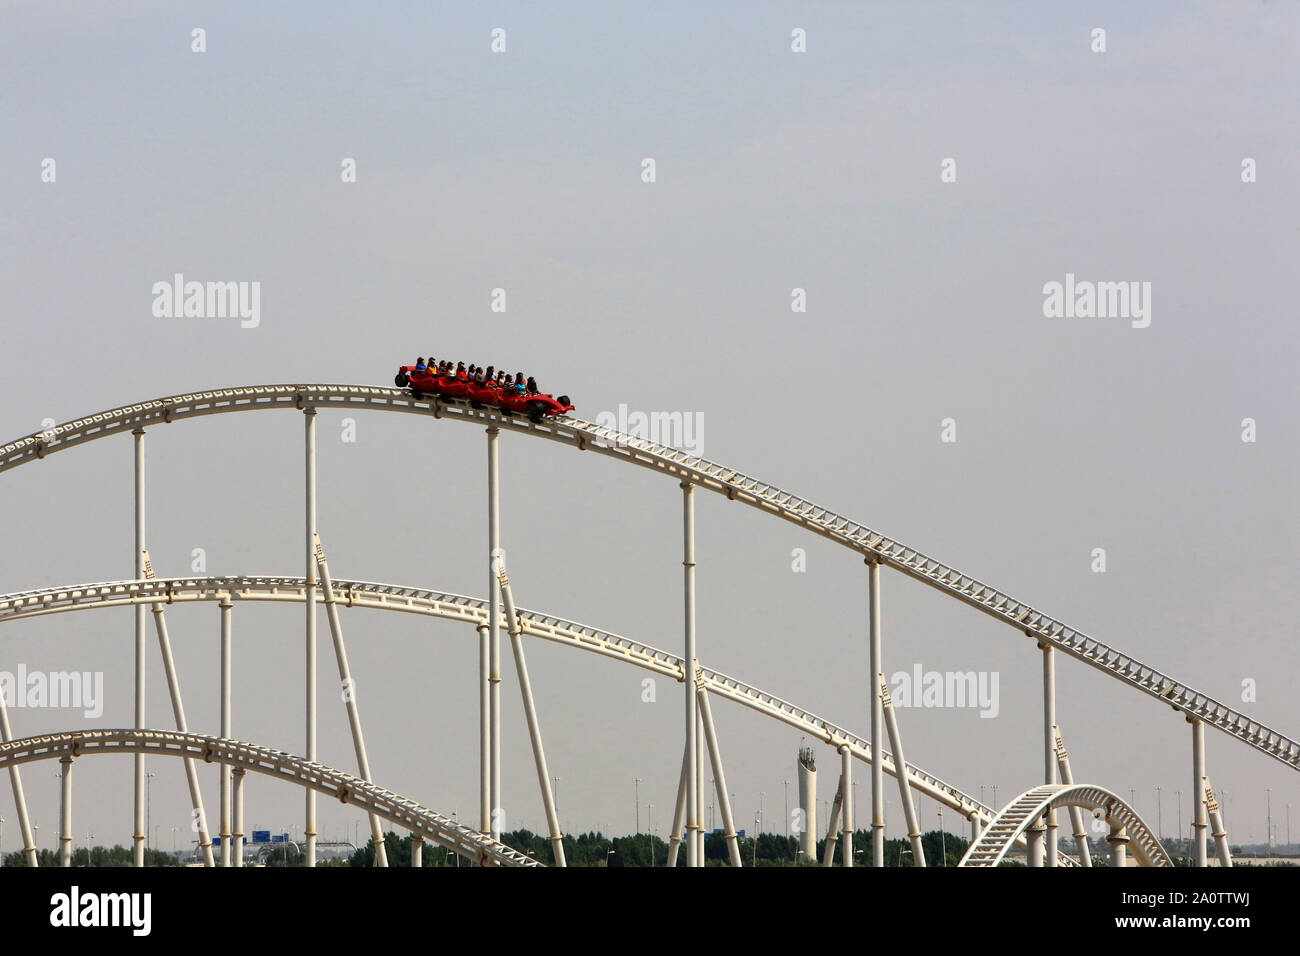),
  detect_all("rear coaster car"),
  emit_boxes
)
[394,366,573,423]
